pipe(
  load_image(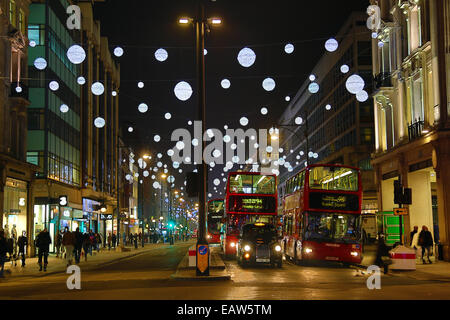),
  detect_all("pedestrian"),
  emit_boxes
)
[95,233,101,252]
[74,227,83,264]
[410,226,418,246]
[133,233,138,249]
[0,230,7,277]
[112,233,117,248]
[138,232,142,243]
[82,232,90,261]
[374,233,391,274]
[89,230,95,255]
[418,225,434,264]
[17,231,28,267]
[123,231,126,246]
[62,227,75,266]
[107,233,112,250]
[56,230,63,258]
[35,228,52,271]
